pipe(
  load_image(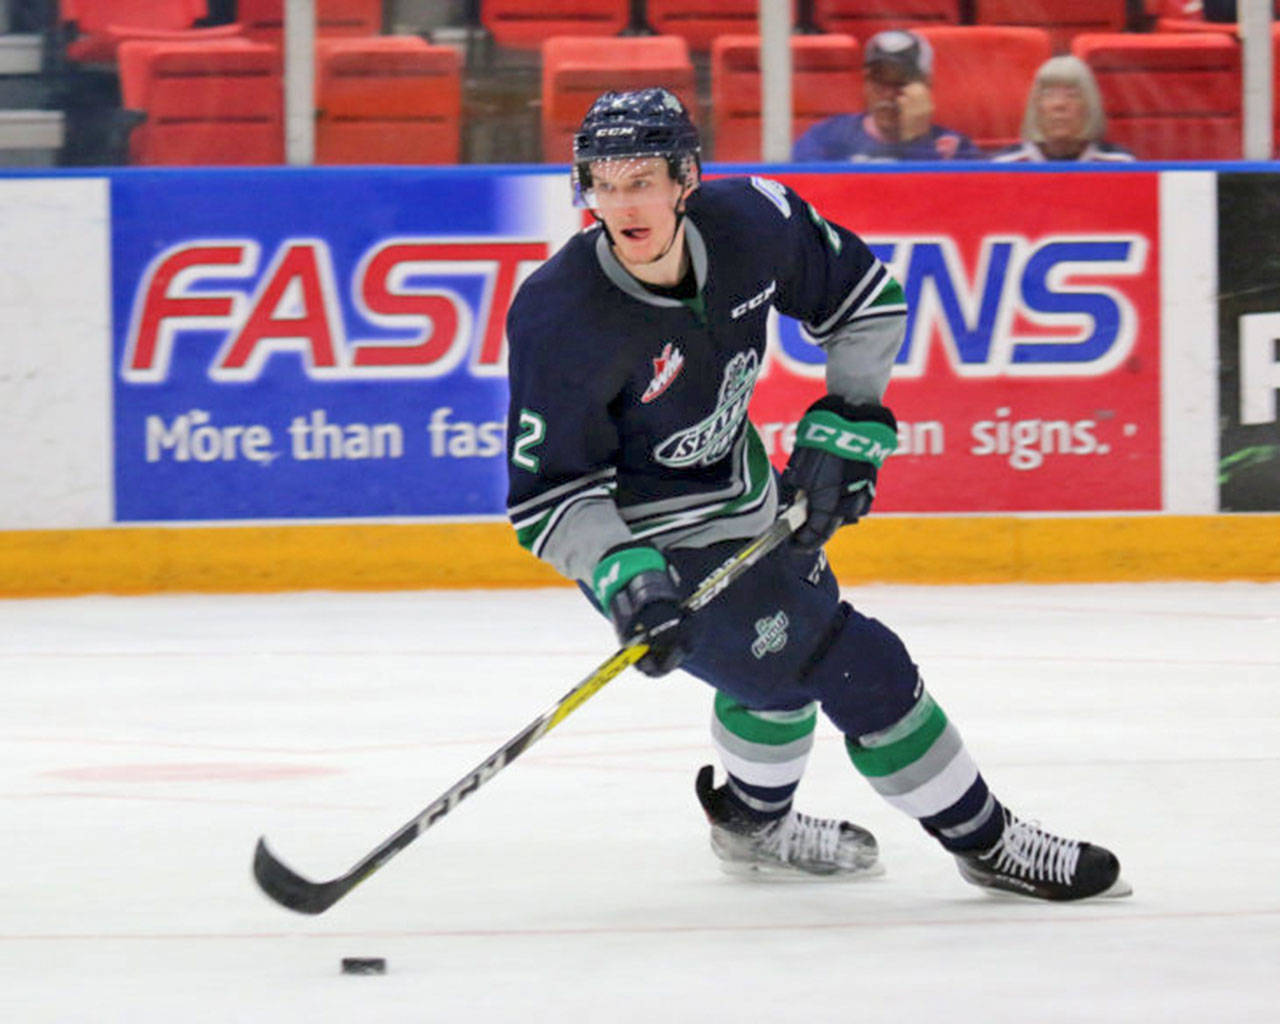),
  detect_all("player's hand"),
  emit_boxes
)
[592,545,694,677]
[896,82,934,142]
[781,396,899,552]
